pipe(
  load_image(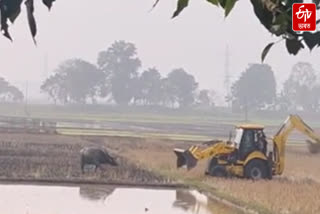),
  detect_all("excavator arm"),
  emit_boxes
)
[174,142,235,170]
[273,114,320,175]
